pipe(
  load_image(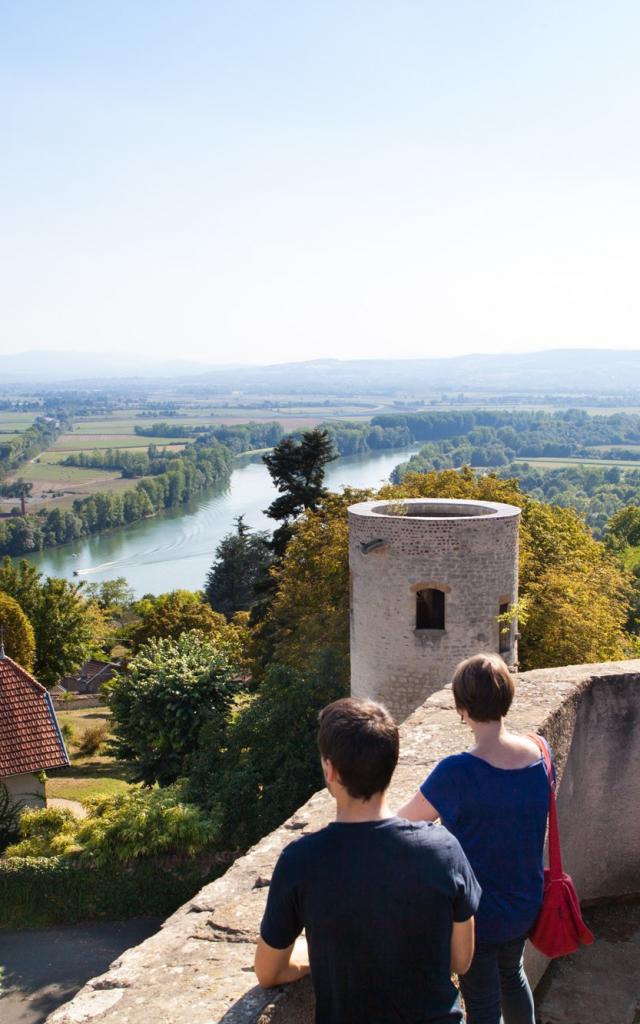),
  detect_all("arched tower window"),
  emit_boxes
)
[416,588,445,631]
